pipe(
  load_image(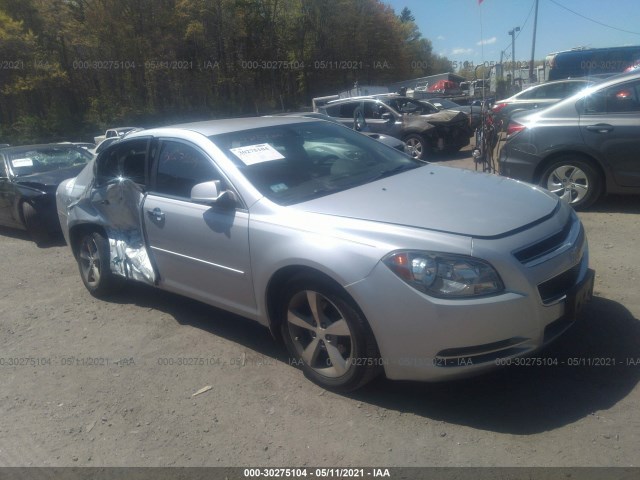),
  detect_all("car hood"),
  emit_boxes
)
[296,165,559,238]
[15,165,87,191]
[404,110,469,129]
